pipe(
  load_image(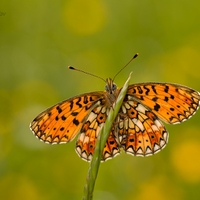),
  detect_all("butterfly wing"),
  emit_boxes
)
[116,98,168,156]
[76,105,120,162]
[30,82,200,160]
[30,91,120,161]
[30,92,105,144]
[127,83,200,124]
